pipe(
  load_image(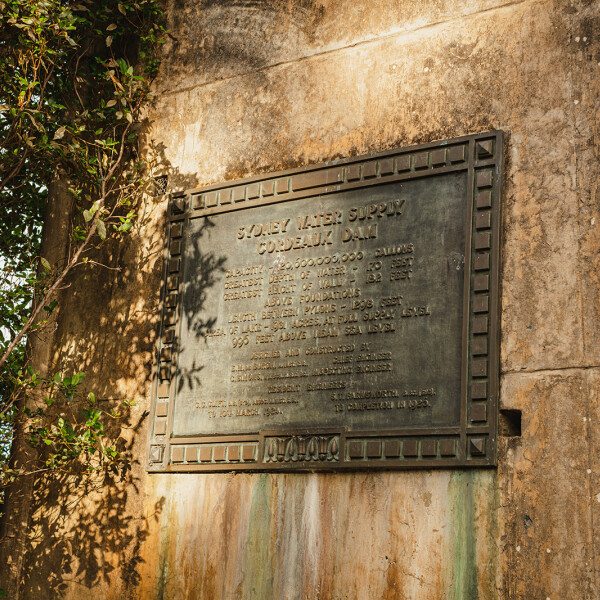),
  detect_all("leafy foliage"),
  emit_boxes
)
[0,0,164,484]
[2,368,135,485]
